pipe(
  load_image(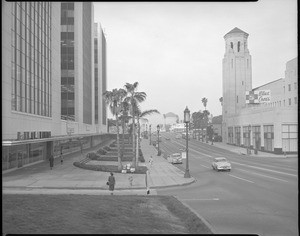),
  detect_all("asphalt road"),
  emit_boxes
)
[156,132,298,236]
